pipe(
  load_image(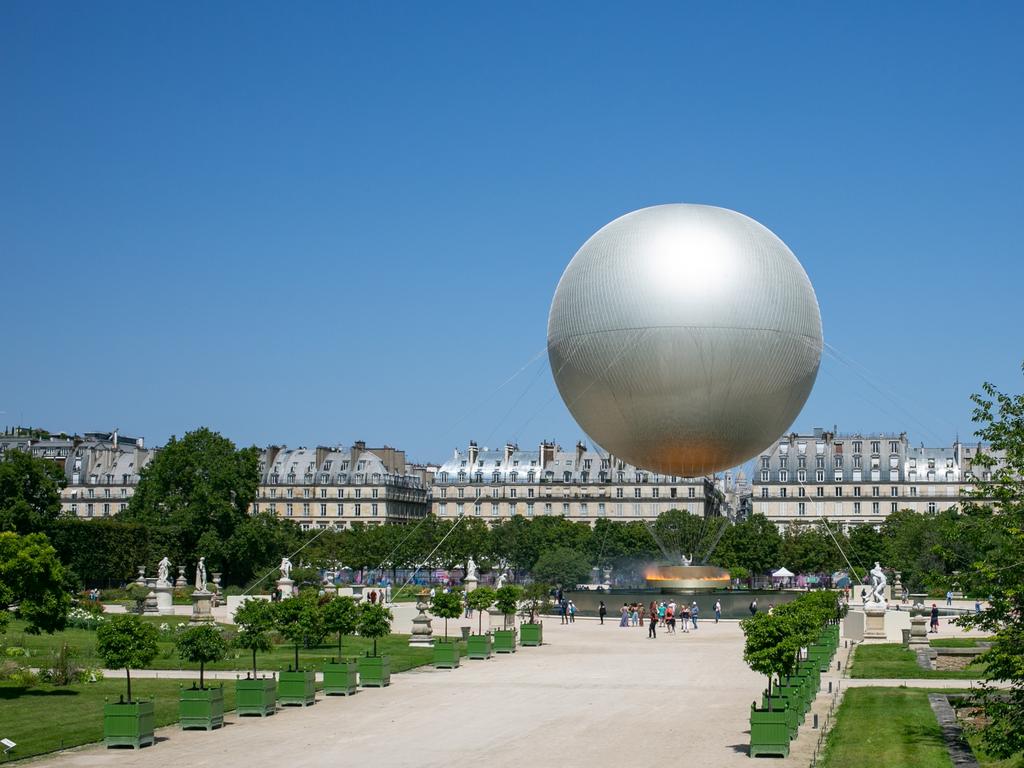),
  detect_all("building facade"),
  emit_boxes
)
[431,440,727,524]
[60,432,154,518]
[251,441,429,530]
[752,427,1002,532]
